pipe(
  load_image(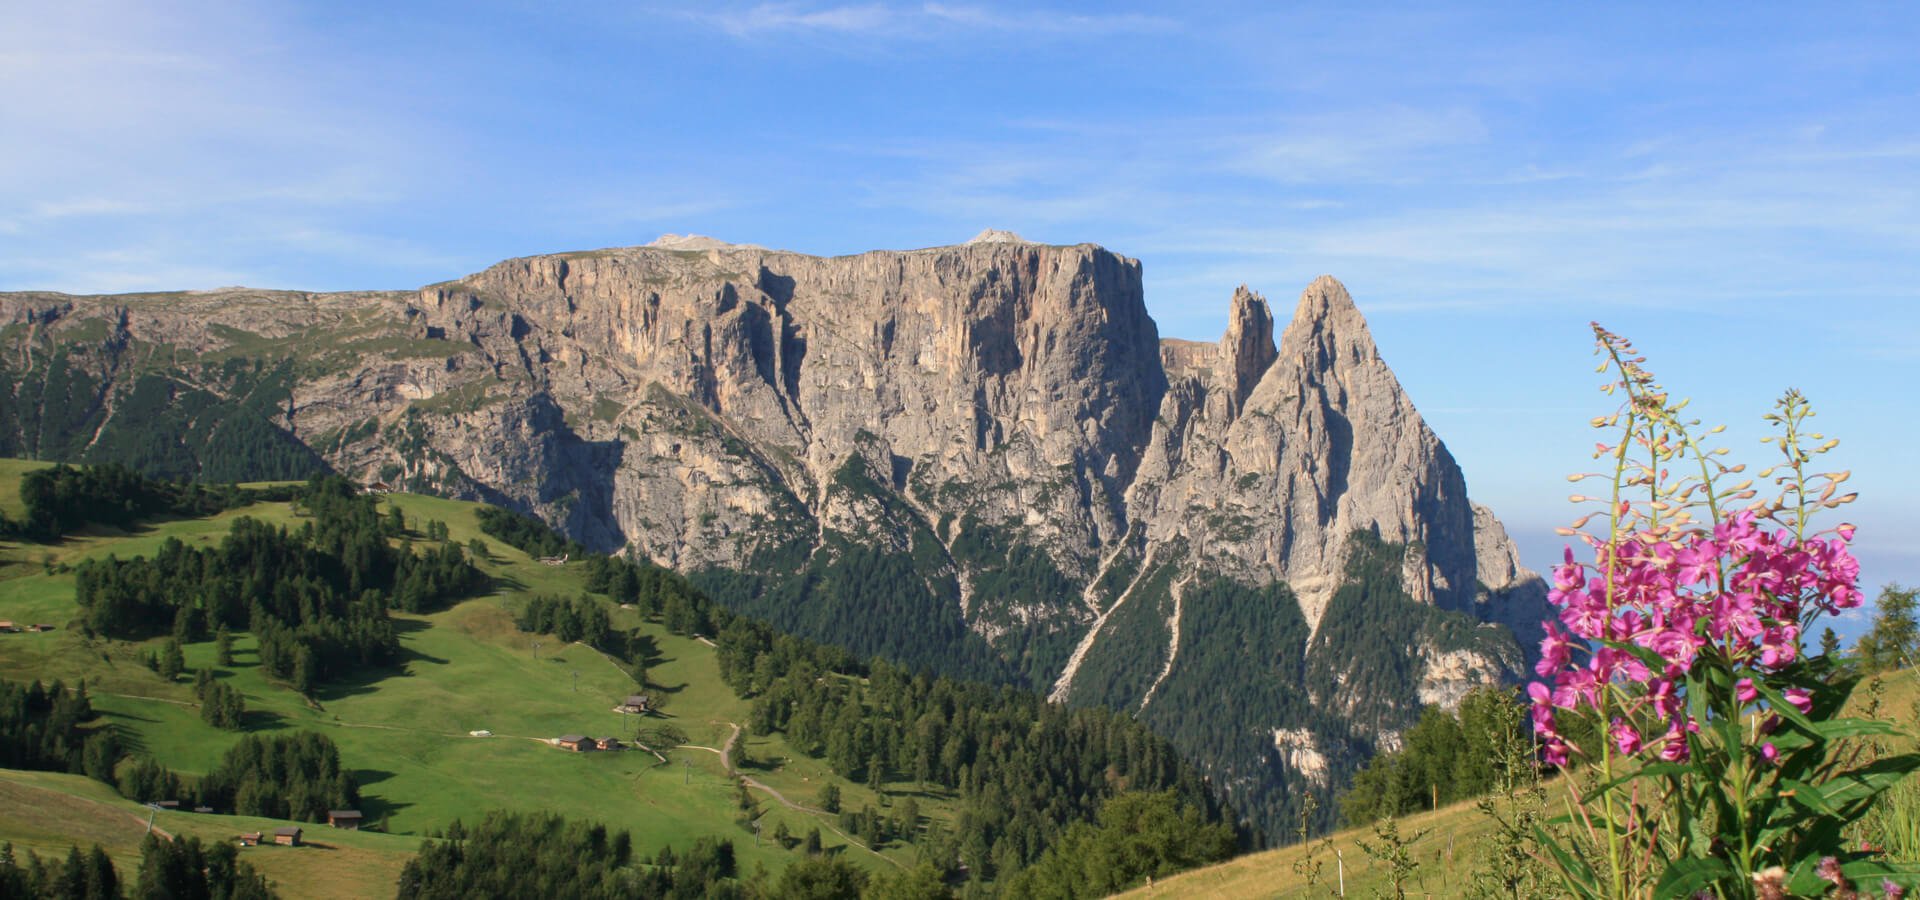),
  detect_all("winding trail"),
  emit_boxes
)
[684,723,901,868]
